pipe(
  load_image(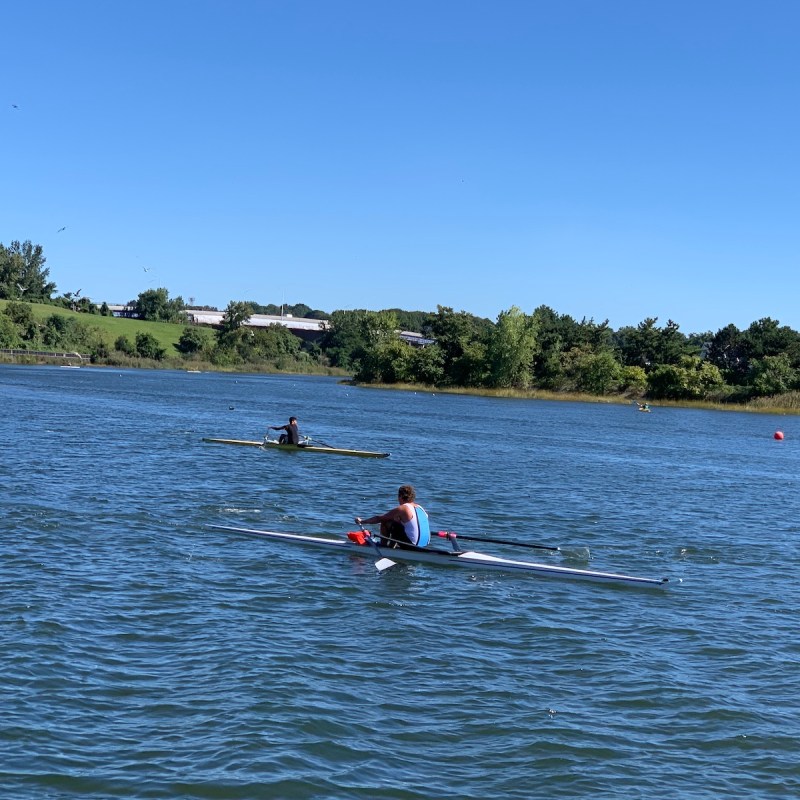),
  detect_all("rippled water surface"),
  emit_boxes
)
[2,365,799,798]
